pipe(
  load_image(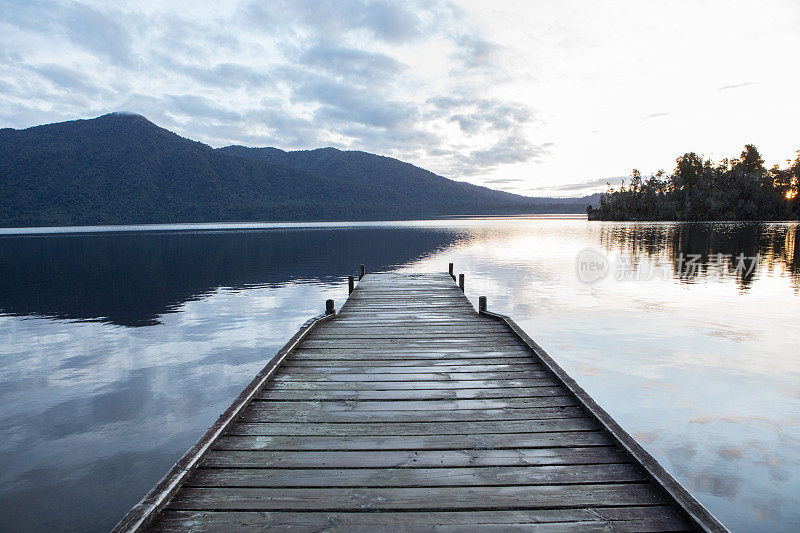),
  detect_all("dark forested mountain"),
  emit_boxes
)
[221,145,533,205]
[0,113,593,227]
